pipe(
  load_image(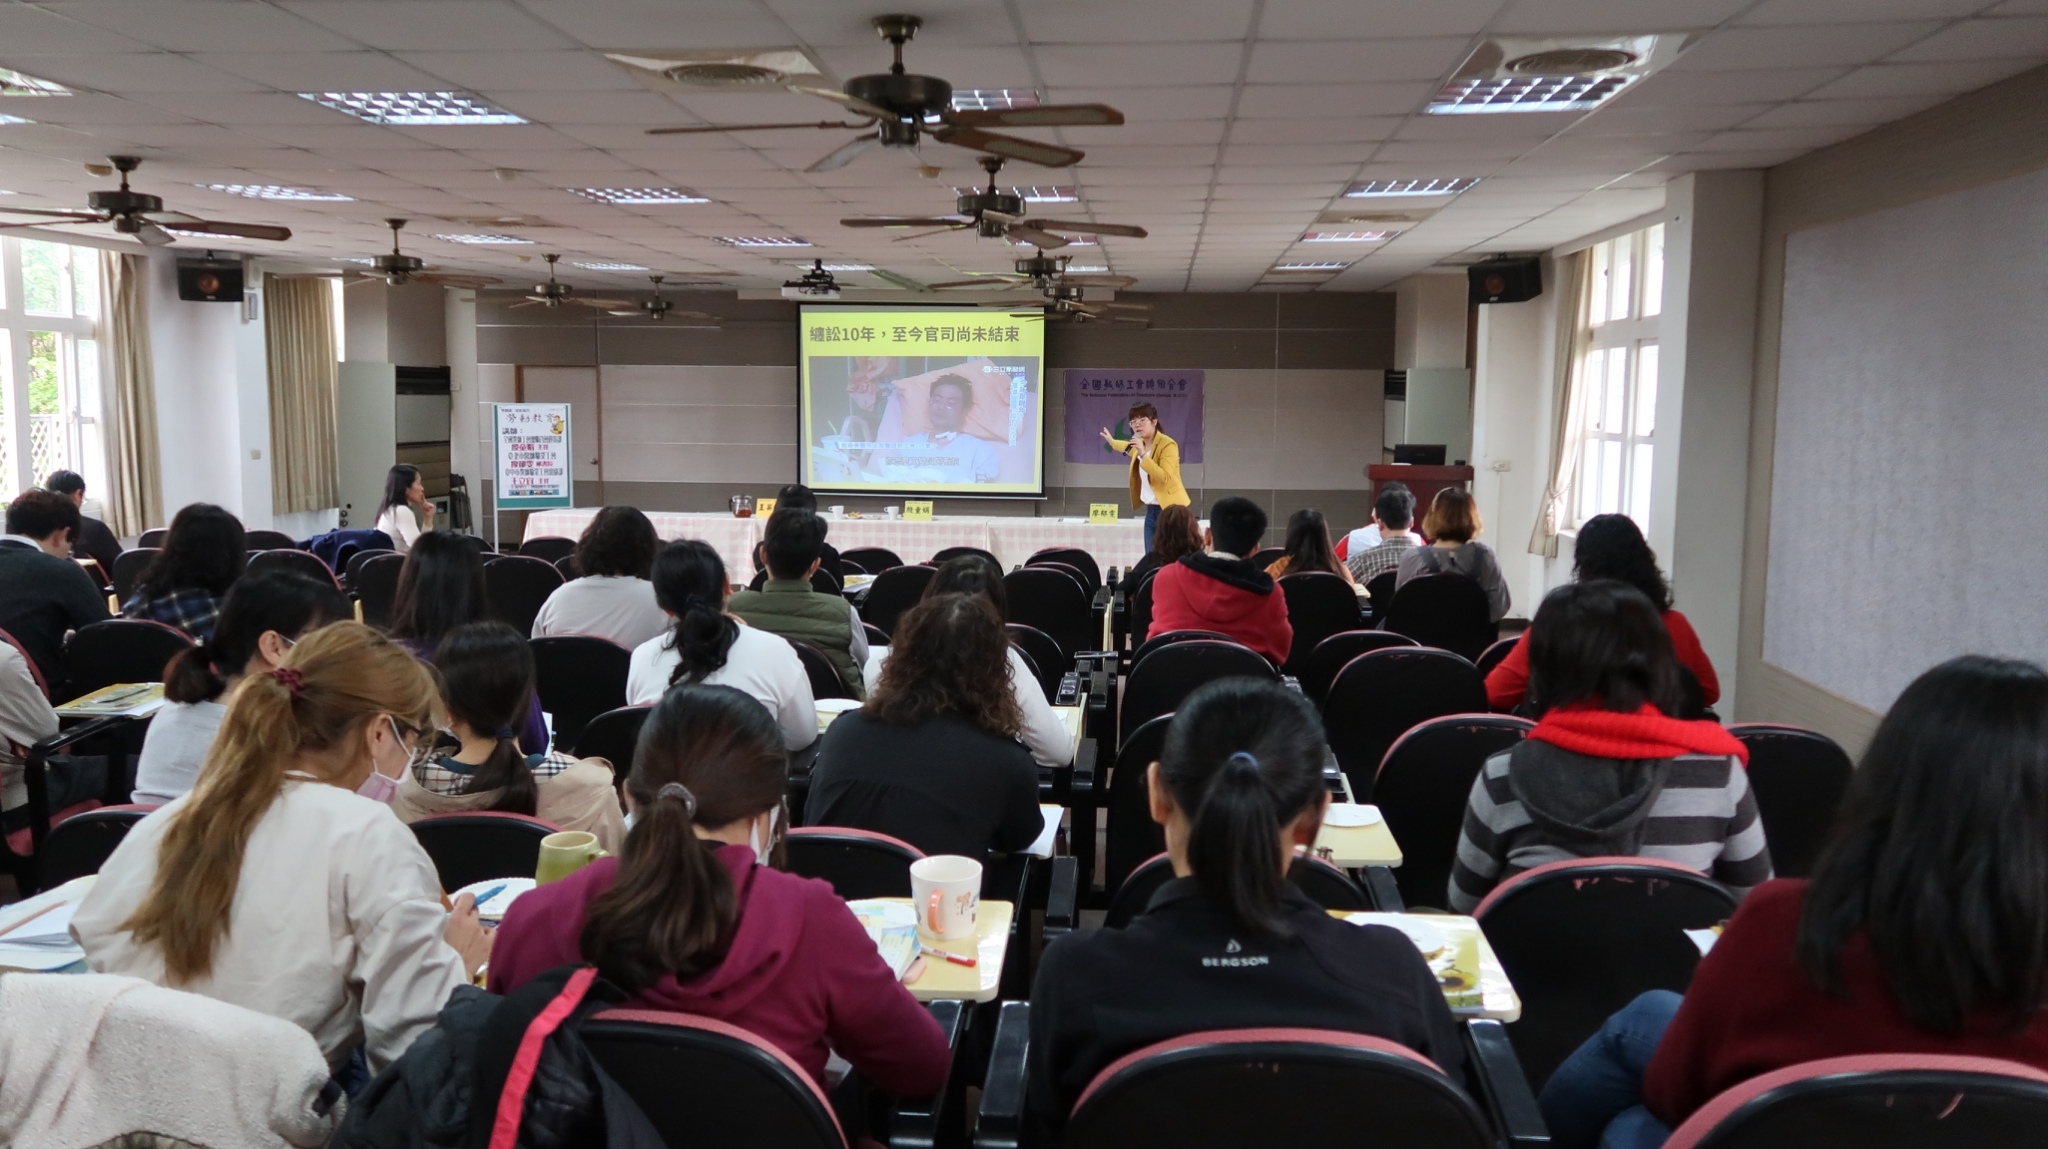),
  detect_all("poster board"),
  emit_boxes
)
[493,403,573,510]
